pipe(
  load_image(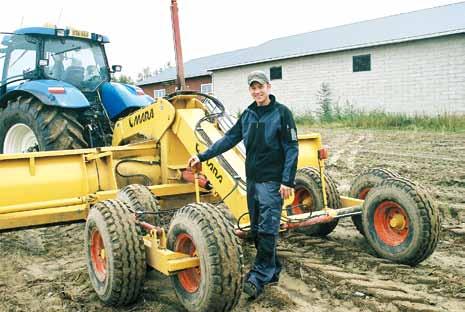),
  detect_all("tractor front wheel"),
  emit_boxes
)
[0,95,87,153]
[85,199,146,306]
[362,177,440,265]
[168,202,243,312]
